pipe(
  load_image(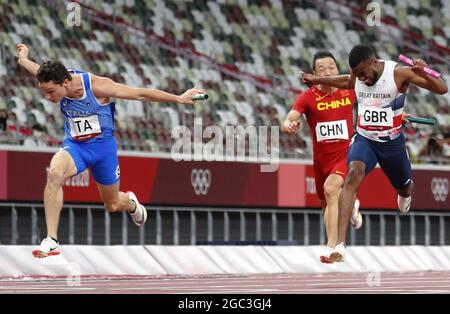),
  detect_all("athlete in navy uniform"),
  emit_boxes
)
[17,44,206,257]
[303,44,447,262]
